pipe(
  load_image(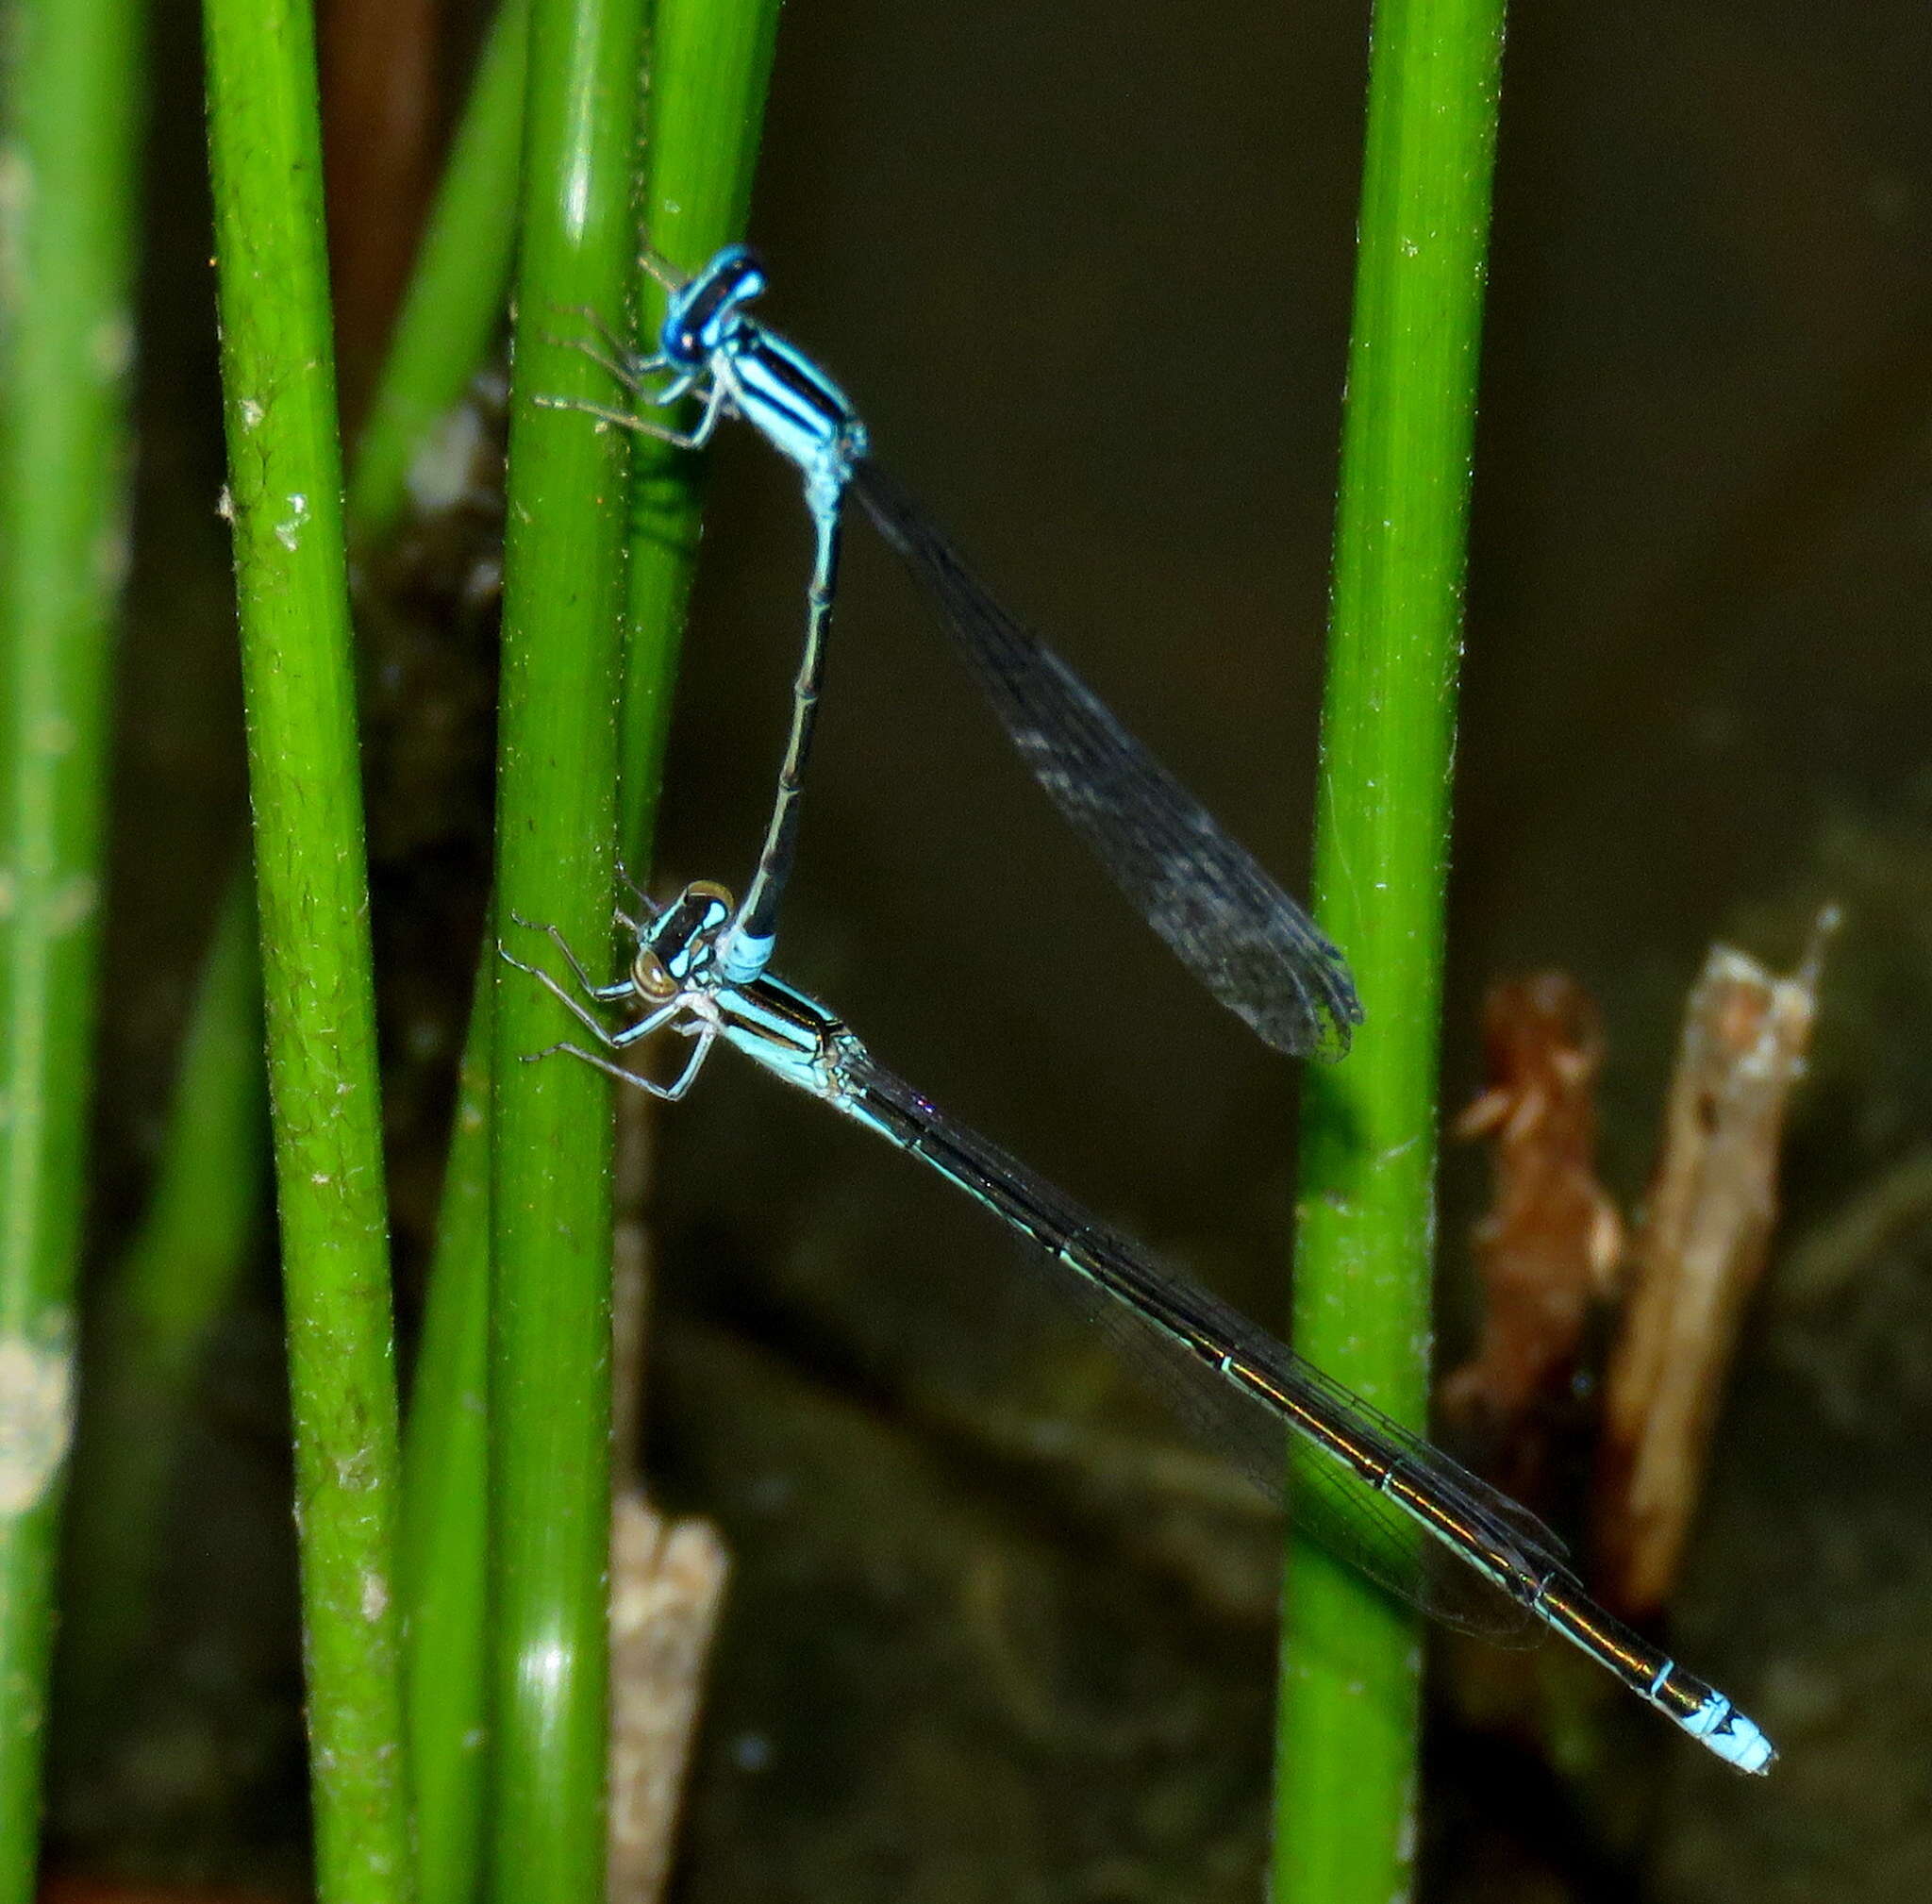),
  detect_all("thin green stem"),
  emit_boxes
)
[1273,2,1507,1898]
[0,0,142,1892]
[377,13,535,1877]
[58,874,264,1736]
[346,0,531,548]
[401,963,493,1904]
[487,0,645,1897]
[619,0,784,864]
[203,0,409,1896]
[398,13,782,1896]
